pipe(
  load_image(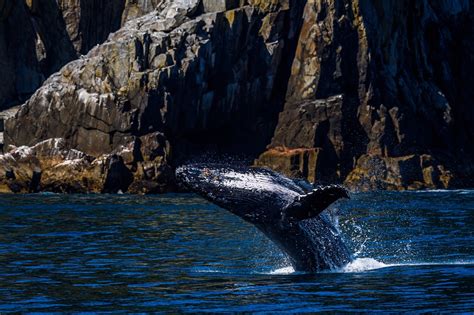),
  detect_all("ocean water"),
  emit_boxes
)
[0,190,472,312]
